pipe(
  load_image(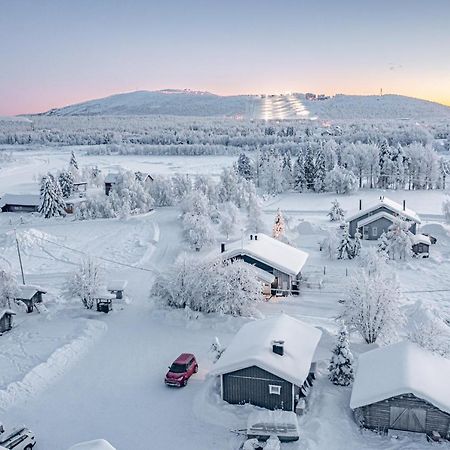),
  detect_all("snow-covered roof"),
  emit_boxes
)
[220,234,309,276]
[92,290,116,300]
[209,314,322,387]
[0,309,16,319]
[73,181,88,185]
[107,280,128,291]
[104,173,119,184]
[347,197,420,224]
[67,439,116,450]
[350,341,450,414]
[15,285,46,299]
[356,211,397,228]
[411,233,431,246]
[0,194,40,208]
[248,265,276,284]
